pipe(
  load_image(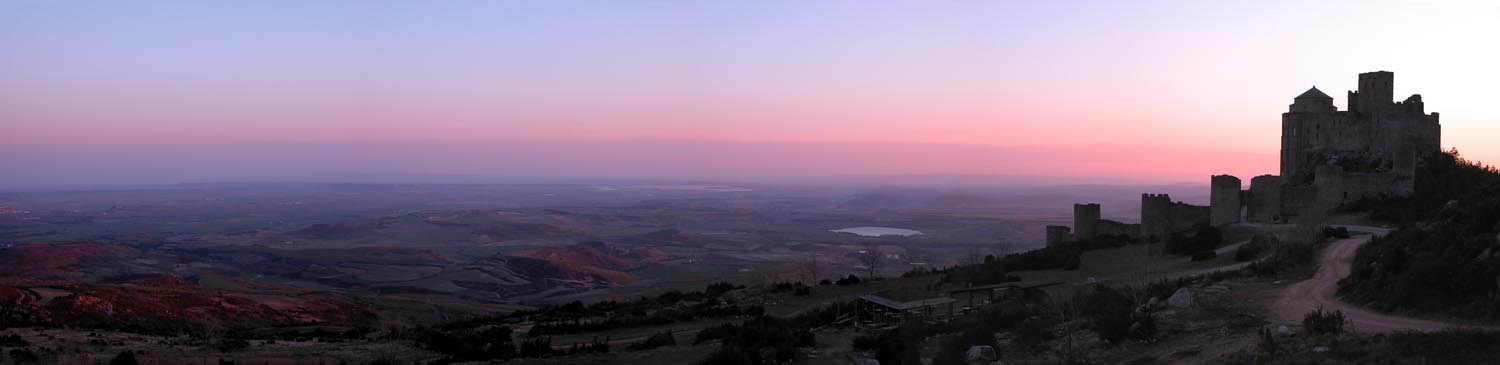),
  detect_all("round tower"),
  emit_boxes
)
[1210,175,1242,226]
